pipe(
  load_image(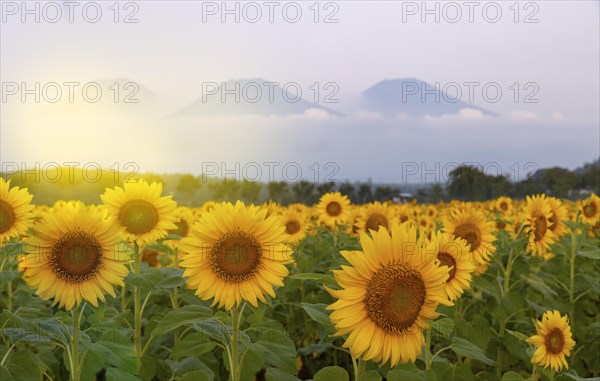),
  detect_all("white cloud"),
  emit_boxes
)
[509,111,538,120]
